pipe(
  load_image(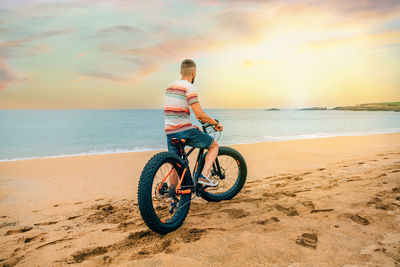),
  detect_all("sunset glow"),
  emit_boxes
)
[1,0,399,109]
